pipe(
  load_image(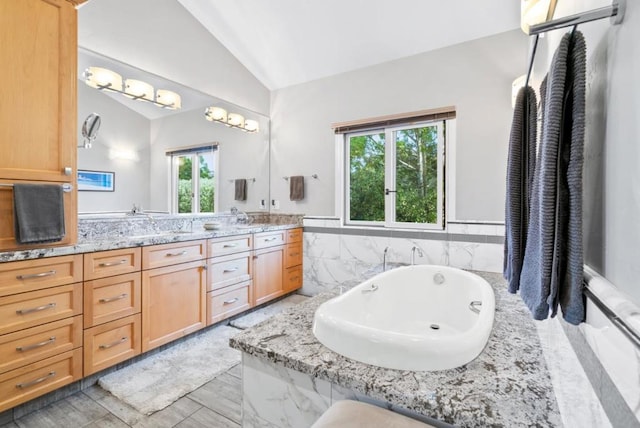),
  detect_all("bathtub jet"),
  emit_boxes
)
[312,265,495,371]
